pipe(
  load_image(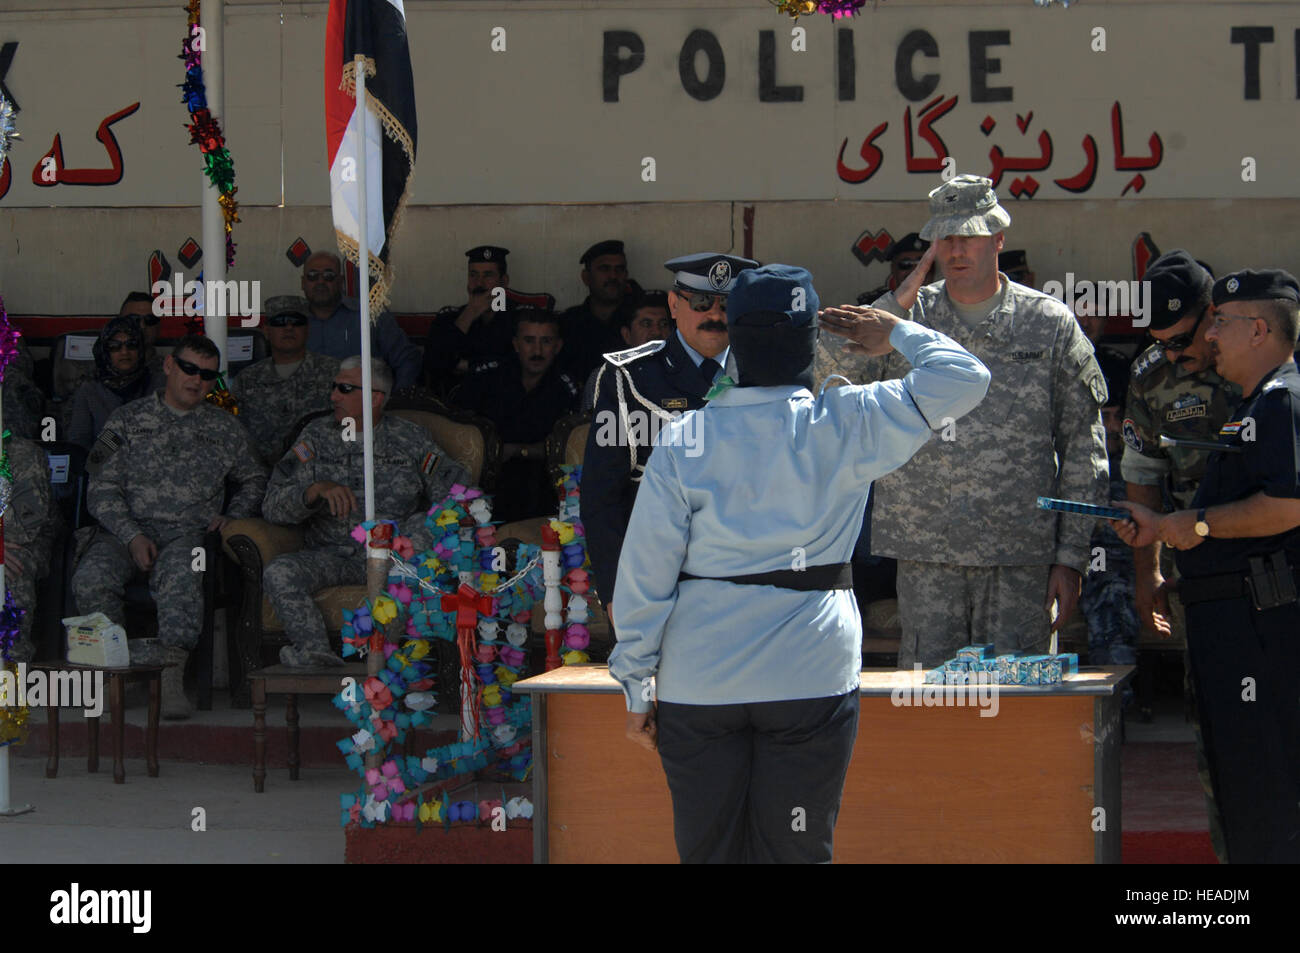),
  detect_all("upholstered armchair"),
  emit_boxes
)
[221,399,501,707]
